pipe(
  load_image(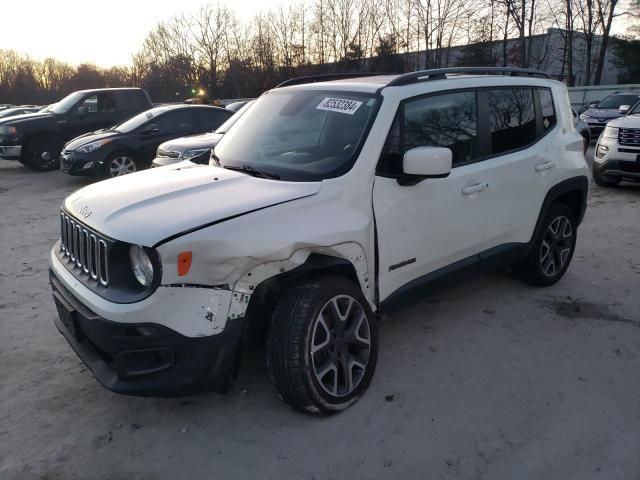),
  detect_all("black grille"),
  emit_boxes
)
[619,128,640,147]
[59,211,110,286]
[157,149,180,159]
